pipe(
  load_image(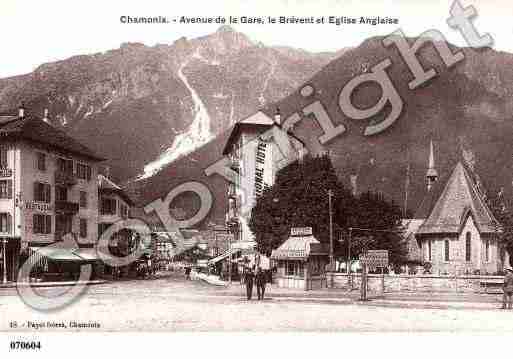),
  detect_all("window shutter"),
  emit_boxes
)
[6,213,12,233]
[0,148,7,168]
[6,180,12,199]
[86,166,92,181]
[46,216,52,234]
[45,184,51,203]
